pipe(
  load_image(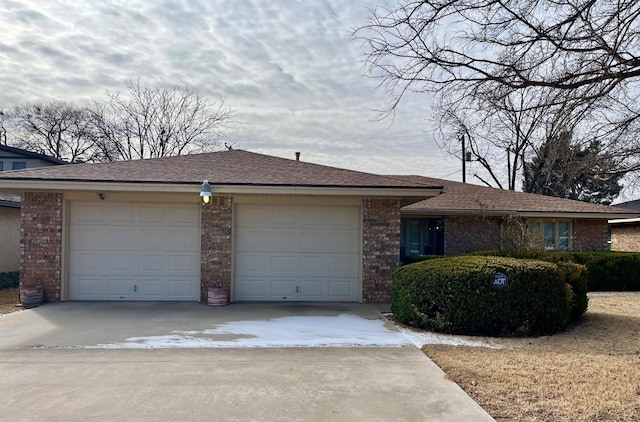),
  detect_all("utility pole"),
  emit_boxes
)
[461,133,466,183]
